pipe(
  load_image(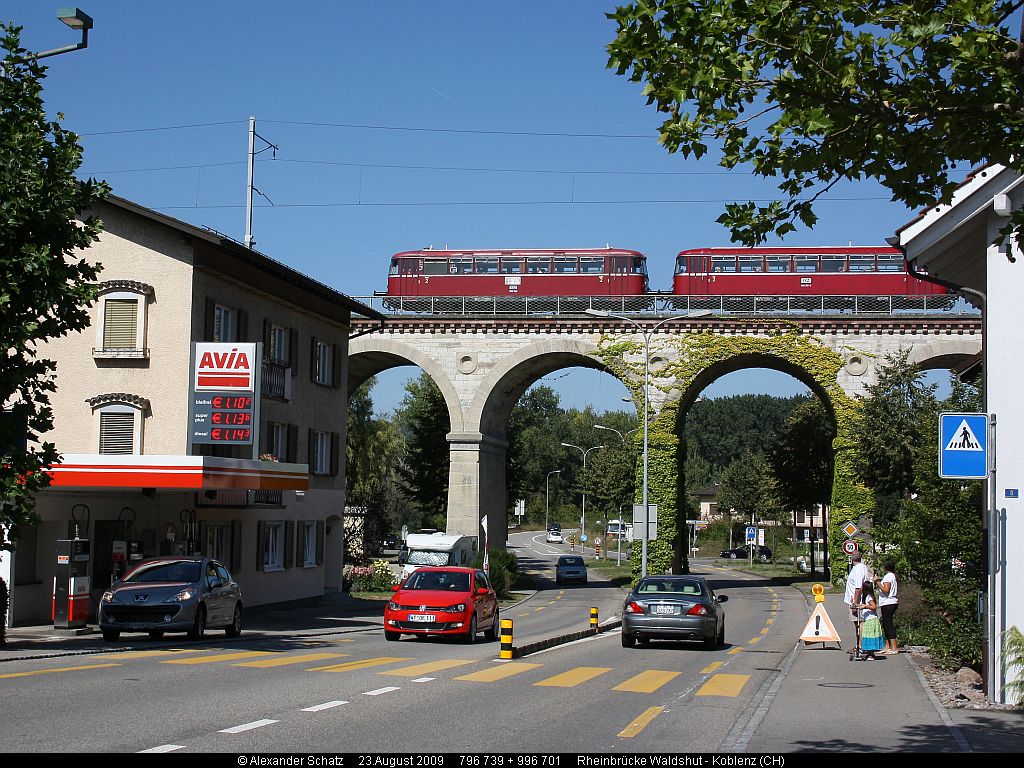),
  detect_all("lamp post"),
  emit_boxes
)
[545,469,561,533]
[560,442,605,549]
[26,8,94,62]
[585,308,709,576]
[594,424,638,445]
